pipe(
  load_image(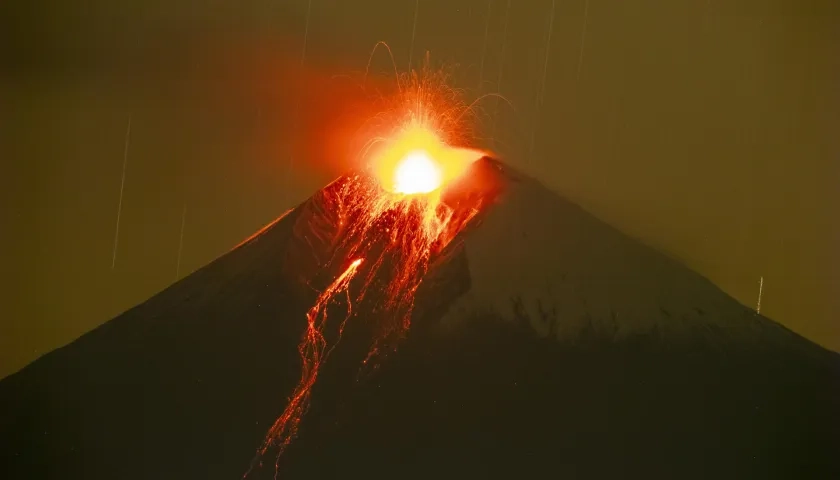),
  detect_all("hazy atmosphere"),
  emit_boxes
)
[2,0,838,379]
